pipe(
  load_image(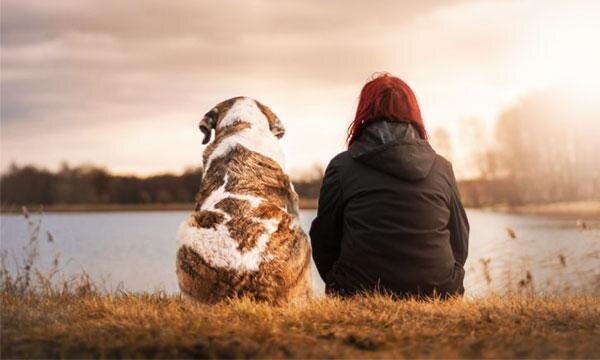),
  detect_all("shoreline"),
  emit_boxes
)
[483,200,600,220]
[0,198,320,213]
[1,200,598,219]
